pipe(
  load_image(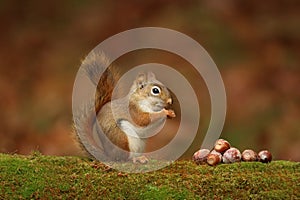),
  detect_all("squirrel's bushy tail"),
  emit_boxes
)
[73,51,120,159]
[81,51,120,114]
